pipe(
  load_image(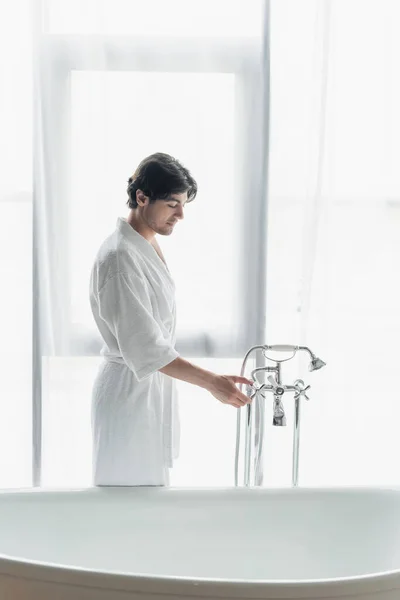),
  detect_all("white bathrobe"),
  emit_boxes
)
[89,217,180,486]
